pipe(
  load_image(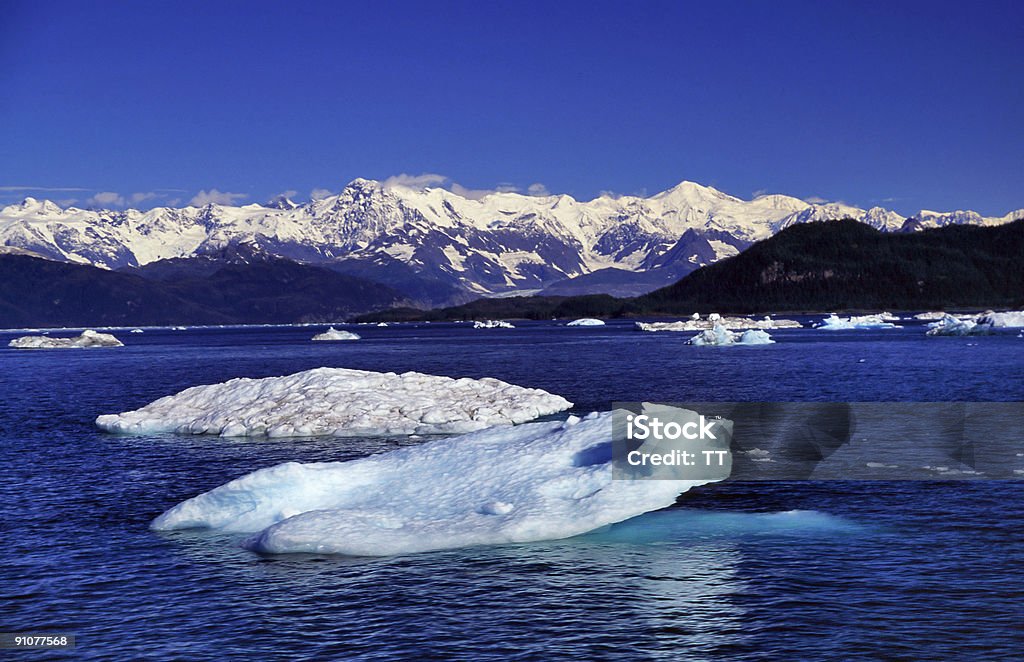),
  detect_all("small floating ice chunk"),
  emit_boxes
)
[687,324,774,346]
[815,314,902,330]
[566,318,606,326]
[925,314,991,337]
[311,327,360,341]
[151,412,712,556]
[96,368,572,437]
[8,329,123,349]
[130,328,144,334]
[473,320,514,329]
